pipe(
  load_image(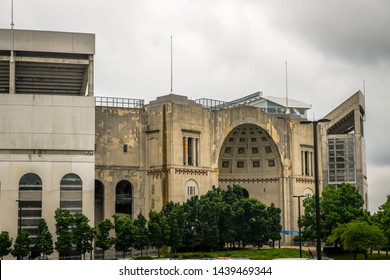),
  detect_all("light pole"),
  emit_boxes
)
[300,118,330,260]
[15,199,22,260]
[293,195,305,258]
